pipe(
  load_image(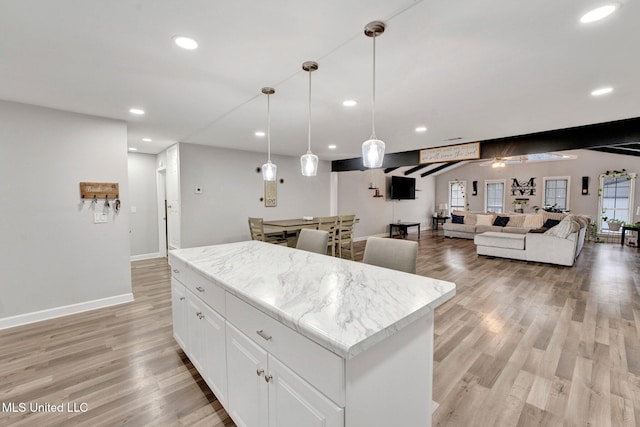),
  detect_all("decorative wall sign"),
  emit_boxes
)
[419,142,480,164]
[510,178,536,196]
[79,182,119,199]
[264,181,277,207]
